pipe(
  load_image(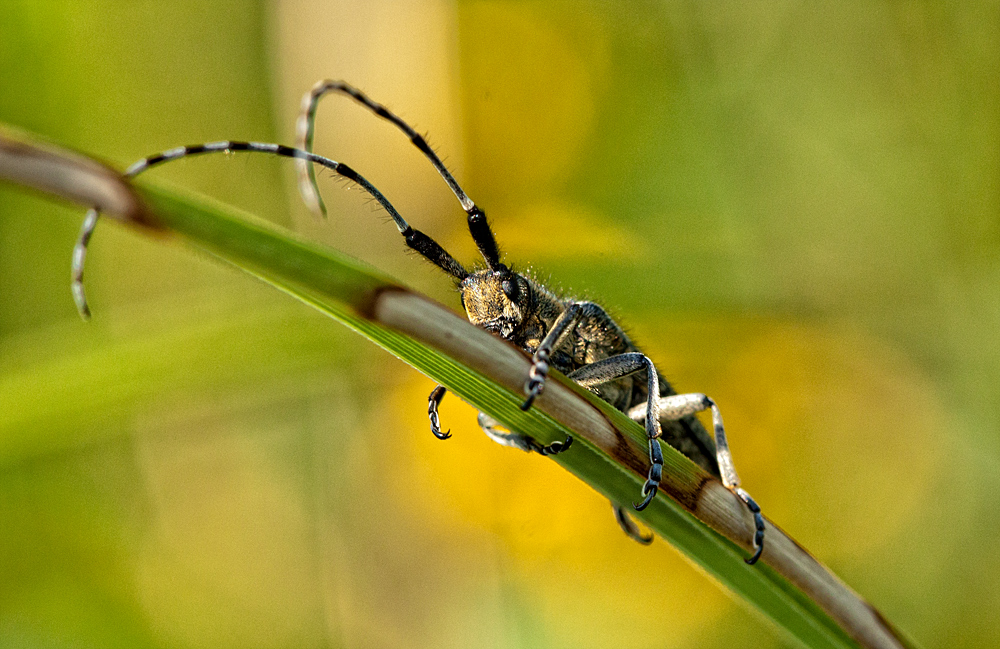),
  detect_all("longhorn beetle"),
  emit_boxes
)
[71,80,765,563]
